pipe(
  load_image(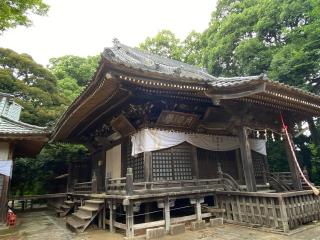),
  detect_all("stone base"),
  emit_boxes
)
[210,218,224,227]
[190,220,206,231]
[170,223,185,235]
[146,227,165,240]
